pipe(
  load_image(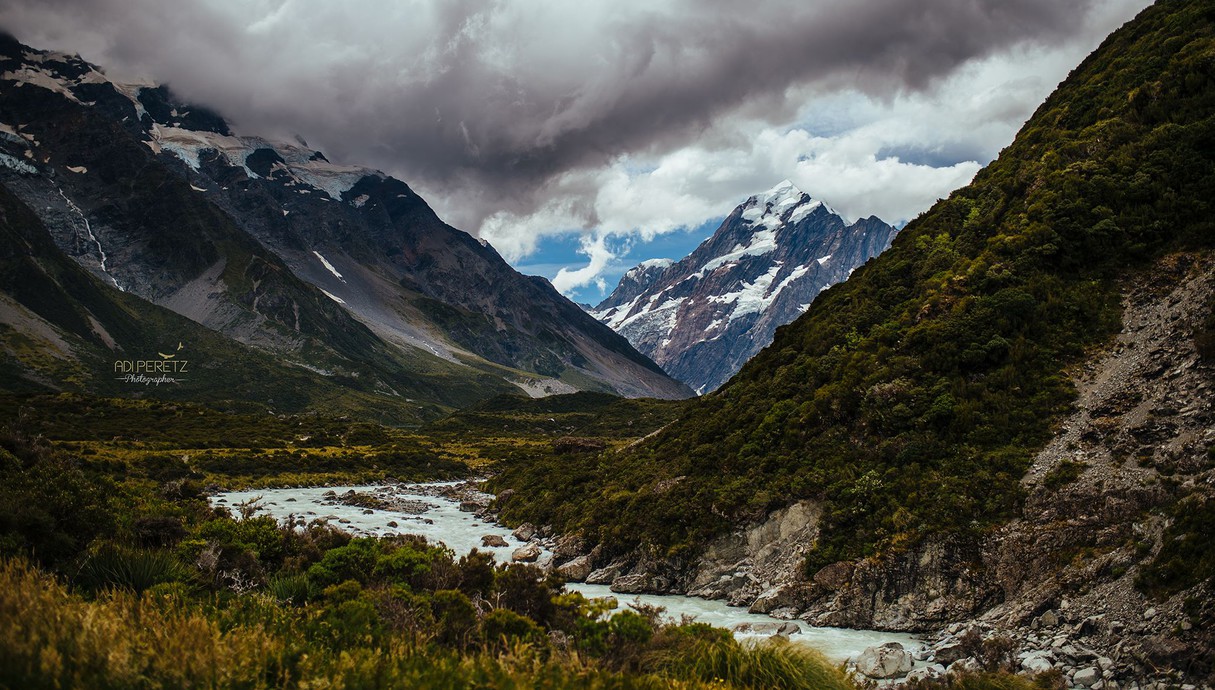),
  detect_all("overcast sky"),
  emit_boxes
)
[2,0,1152,302]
